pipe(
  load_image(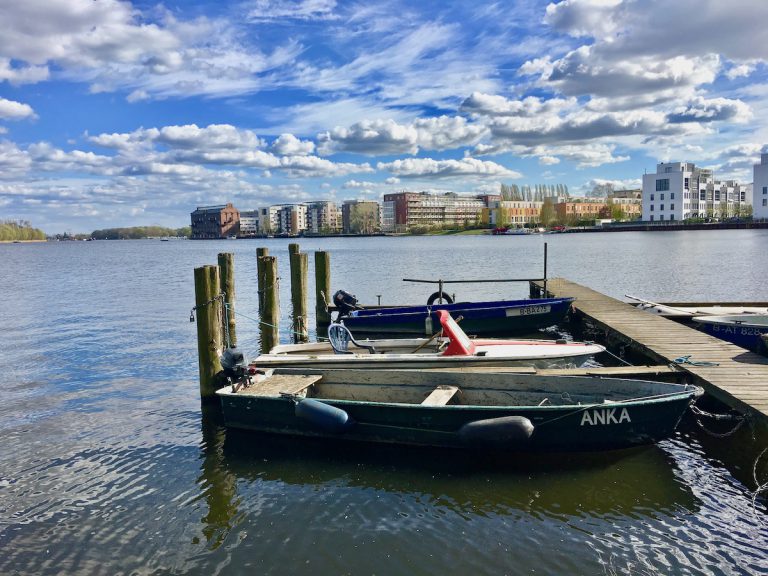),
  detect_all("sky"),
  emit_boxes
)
[1,0,768,233]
